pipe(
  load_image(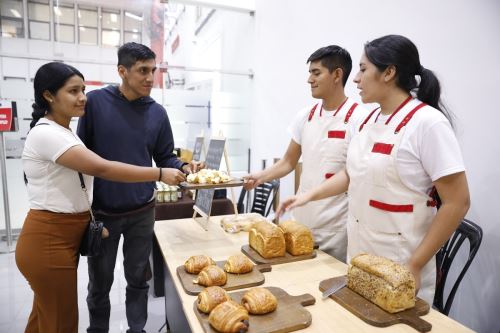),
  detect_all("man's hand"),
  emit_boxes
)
[182,160,205,174]
[161,168,186,185]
